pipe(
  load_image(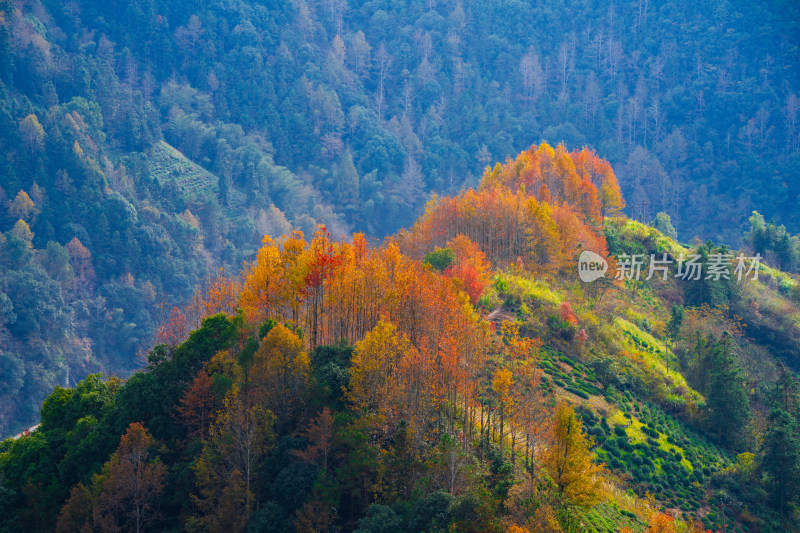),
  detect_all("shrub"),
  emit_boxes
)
[566,386,589,399]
